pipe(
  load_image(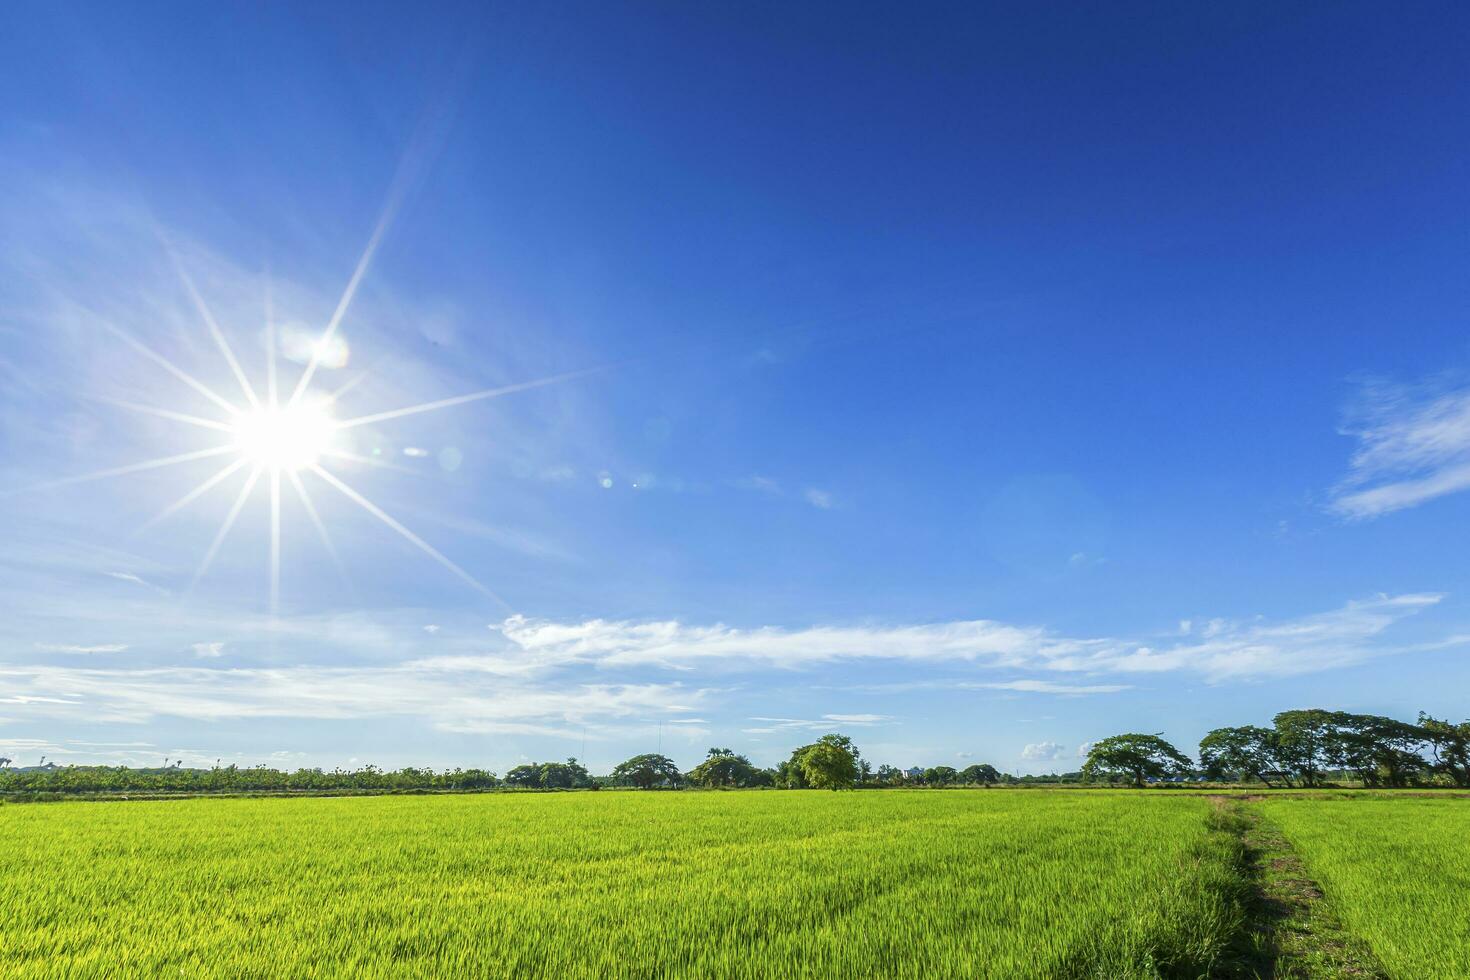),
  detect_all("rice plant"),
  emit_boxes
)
[1260,796,1470,978]
[0,791,1246,978]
